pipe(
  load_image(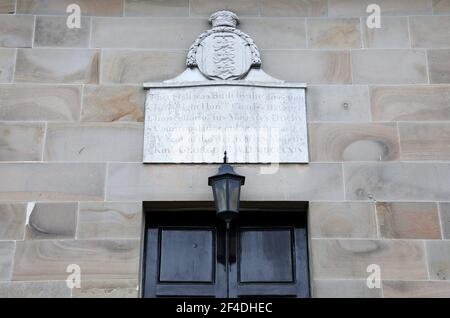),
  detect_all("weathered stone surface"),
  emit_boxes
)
[328,0,432,16]
[370,85,450,121]
[106,163,344,201]
[0,163,106,201]
[13,239,140,281]
[0,204,26,240]
[106,163,221,201]
[351,50,428,84]
[72,279,139,298]
[376,202,441,239]
[0,48,15,83]
[262,50,351,84]
[78,202,142,239]
[433,0,450,14]
[307,18,361,49]
[92,18,206,49]
[16,0,124,16]
[125,0,189,17]
[309,123,399,161]
[190,0,259,16]
[313,280,381,298]
[428,50,450,84]
[240,18,306,49]
[309,202,377,238]
[311,239,427,279]
[399,122,450,160]
[100,50,186,84]
[34,16,90,48]
[25,203,78,240]
[307,85,370,122]
[0,15,34,48]
[15,49,99,84]
[0,281,71,298]
[410,16,450,48]
[345,163,450,201]
[260,0,327,17]
[440,203,450,239]
[82,85,145,122]
[44,123,143,162]
[0,0,15,13]
[384,281,450,298]
[362,17,410,48]
[0,84,81,121]
[427,240,450,280]
[0,242,15,281]
[0,122,45,161]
